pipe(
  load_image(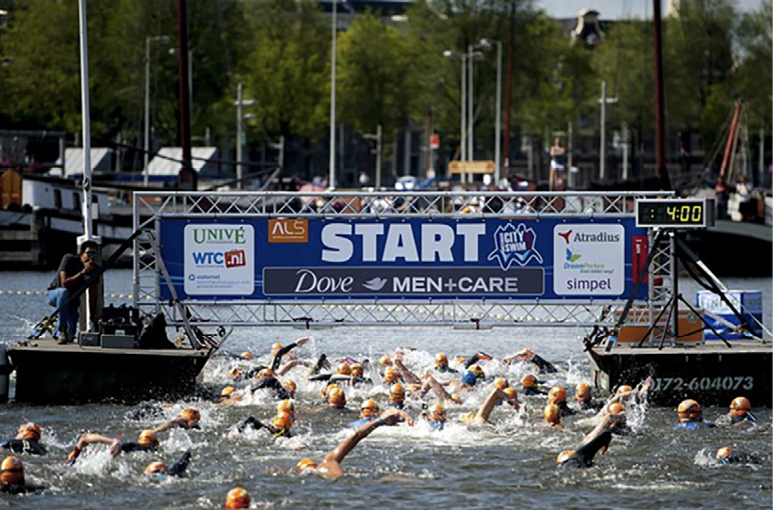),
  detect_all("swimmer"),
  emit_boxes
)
[544,403,564,429]
[574,383,602,411]
[219,386,244,405]
[463,387,519,427]
[422,403,447,430]
[383,366,402,384]
[393,350,422,385]
[502,347,557,373]
[225,487,251,509]
[250,369,292,400]
[727,397,757,425]
[237,411,294,438]
[389,383,406,410]
[460,352,493,370]
[143,450,192,479]
[674,399,715,429]
[548,386,576,416]
[153,407,202,433]
[434,353,458,374]
[420,372,463,405]
[348,399,380,429]
[521,374,547,396]
[715,446,762,465]
[0,456,43,494]
[66,429,159,464]
[556,413,625,468]
[295,408,413,480]
[1,422,46,455]
[246,337,311,379]
[327,386,347,410]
